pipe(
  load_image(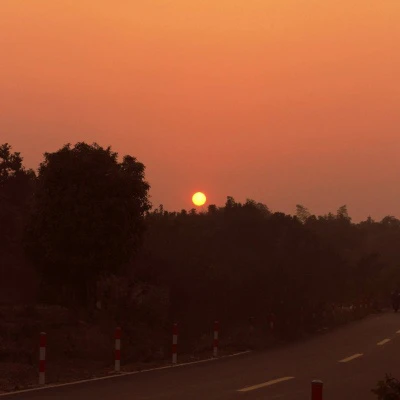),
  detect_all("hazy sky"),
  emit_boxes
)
[1,1,399,220]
